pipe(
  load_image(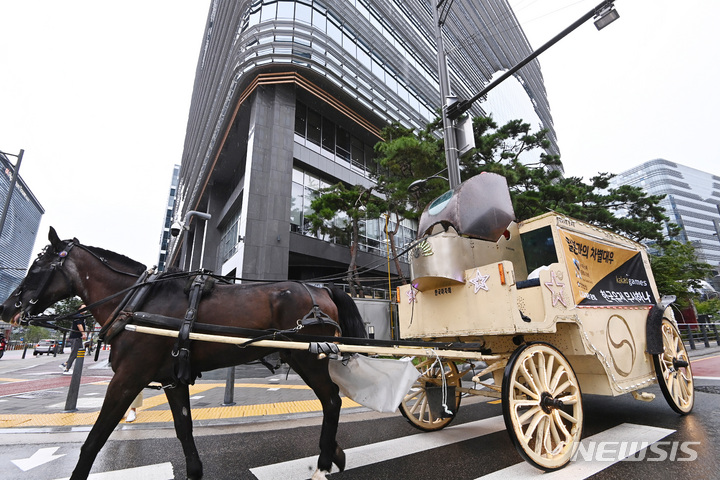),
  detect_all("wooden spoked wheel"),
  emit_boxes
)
[399,357,462,431]
[502,342,583,471]
[653,318,694,414]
